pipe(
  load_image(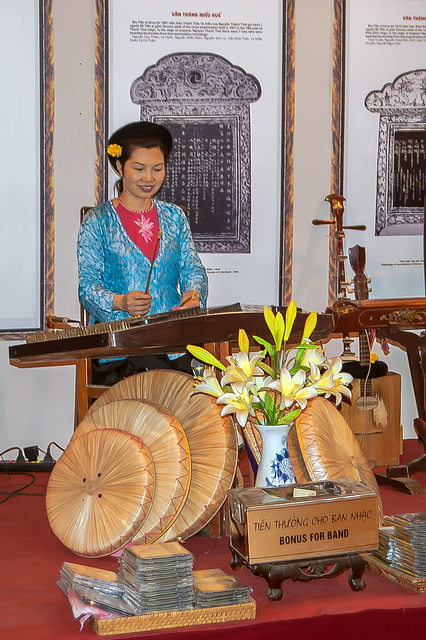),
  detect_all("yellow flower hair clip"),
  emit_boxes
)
[107,143,122,158]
